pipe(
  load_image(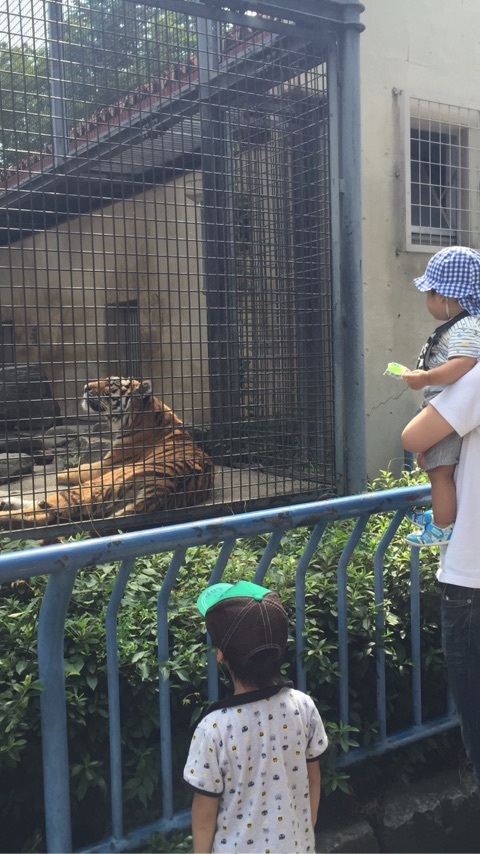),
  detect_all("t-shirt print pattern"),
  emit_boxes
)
[183,686,327,853]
